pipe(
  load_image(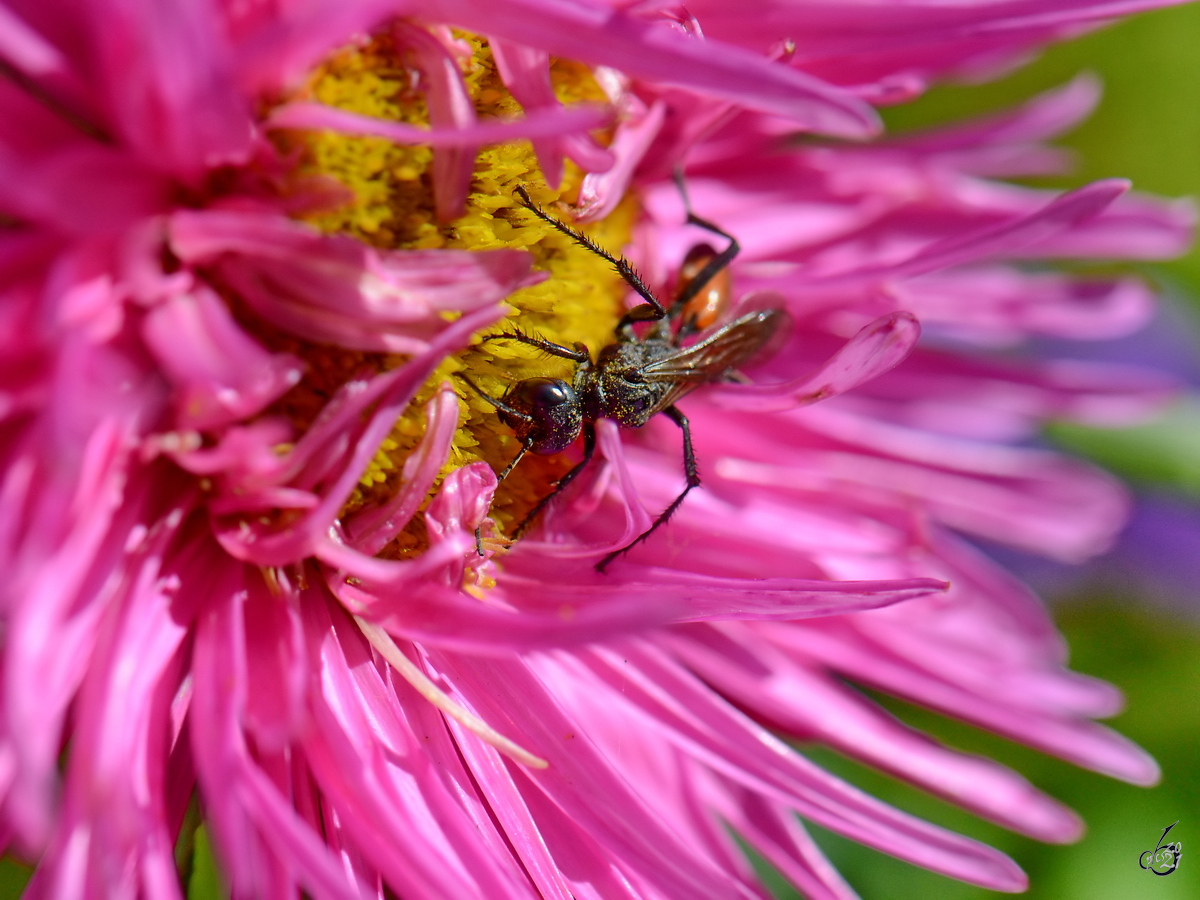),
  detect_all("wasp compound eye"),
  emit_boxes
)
[501,378,584,454]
